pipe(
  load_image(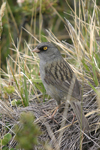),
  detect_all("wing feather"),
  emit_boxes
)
[44,59,81,100]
